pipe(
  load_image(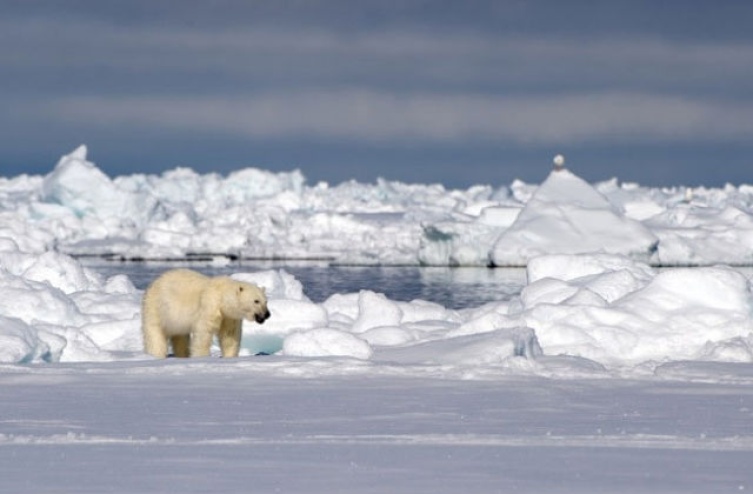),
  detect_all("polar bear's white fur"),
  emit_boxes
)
[141,269,270,358]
